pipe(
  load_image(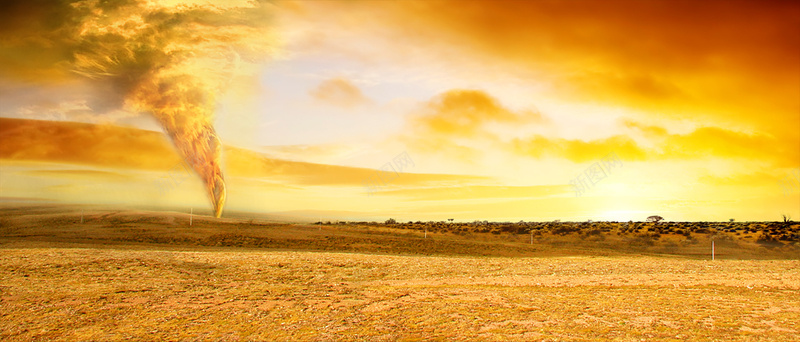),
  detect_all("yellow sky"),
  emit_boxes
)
[0,0,798,221]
